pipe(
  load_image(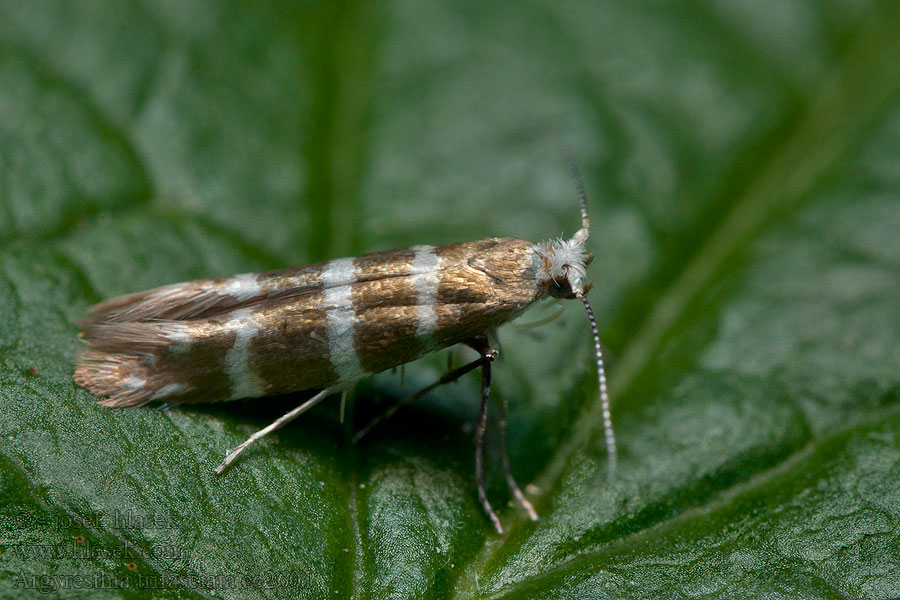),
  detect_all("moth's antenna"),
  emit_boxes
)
[542,145,615,477]
[562,146,616,478]
[561,144,590,232]
[578,293,617,480]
